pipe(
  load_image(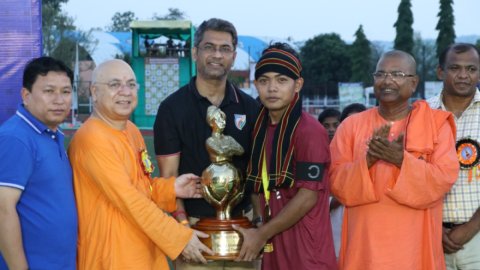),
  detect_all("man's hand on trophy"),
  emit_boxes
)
[232,225,265,262]
[175,174,202,198]
[181,230,213,264]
